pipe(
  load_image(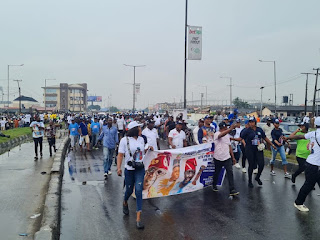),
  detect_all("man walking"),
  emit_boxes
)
[142,120,160,150]
[90,117,101,150]
[98,118,118,177]
[262,117,274,150]
[79,118,90,151]
[68,118,80,151]
[168,121,187,149]
[30,116,45,160]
